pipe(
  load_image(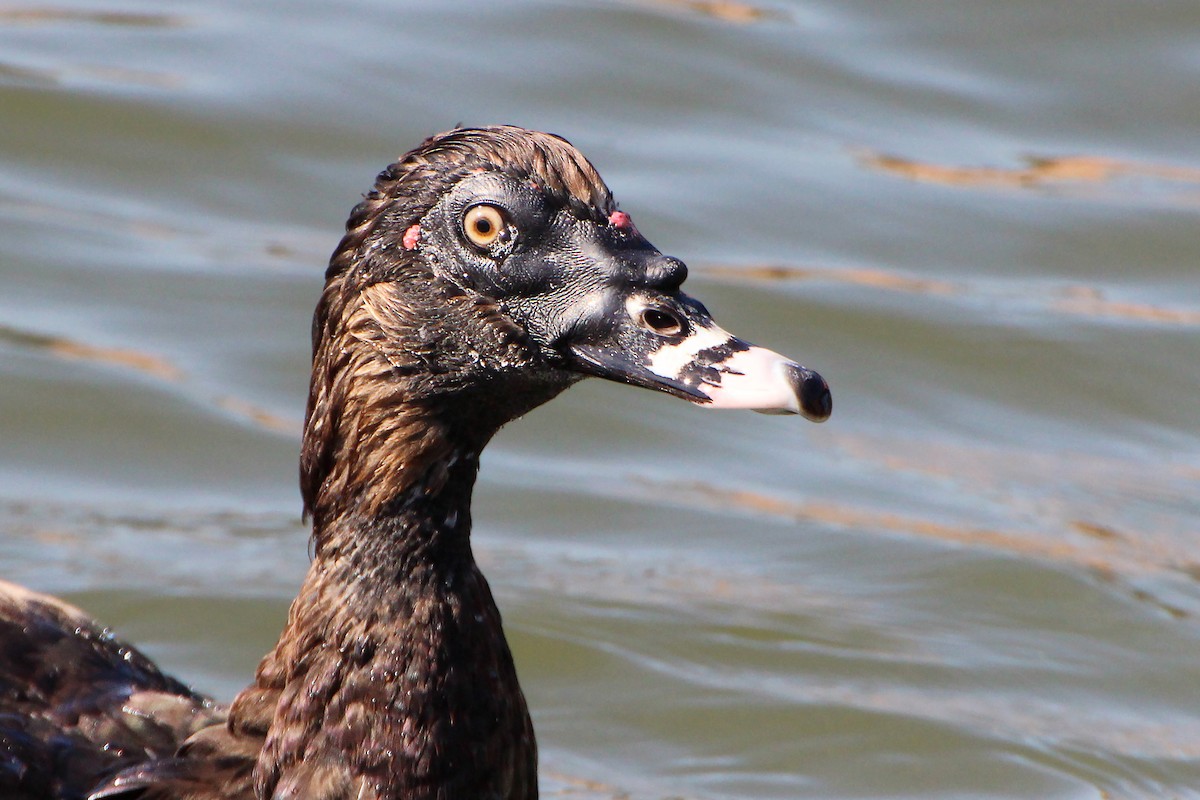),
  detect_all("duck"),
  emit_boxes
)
[0,125,831,800]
